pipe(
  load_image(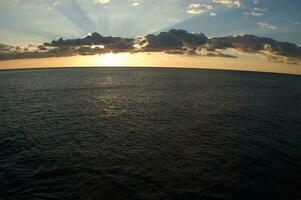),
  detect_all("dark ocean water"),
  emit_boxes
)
[0,68,300,200]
